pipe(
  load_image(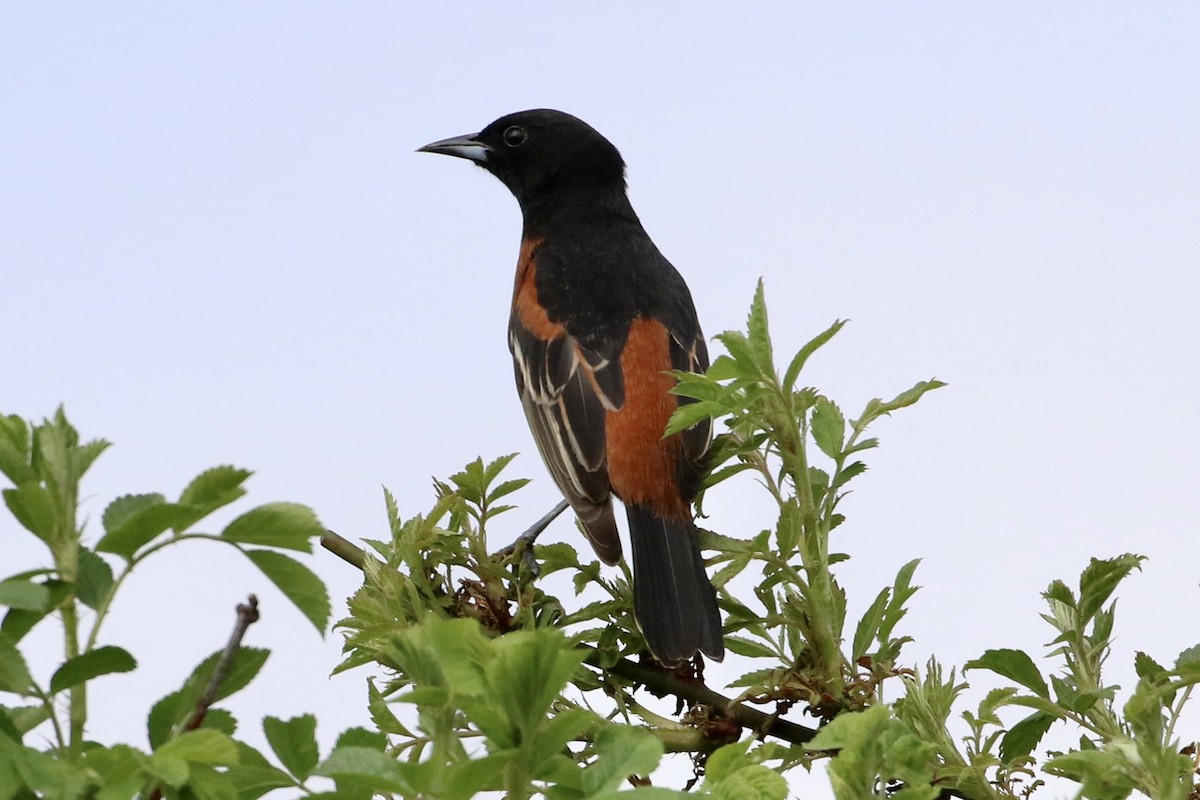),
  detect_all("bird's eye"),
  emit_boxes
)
[502,125,528,147]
